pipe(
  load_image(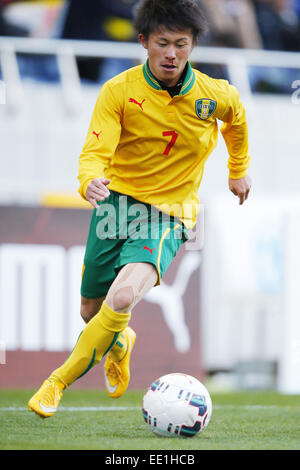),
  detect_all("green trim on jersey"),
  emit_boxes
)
[142,59,195,95]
